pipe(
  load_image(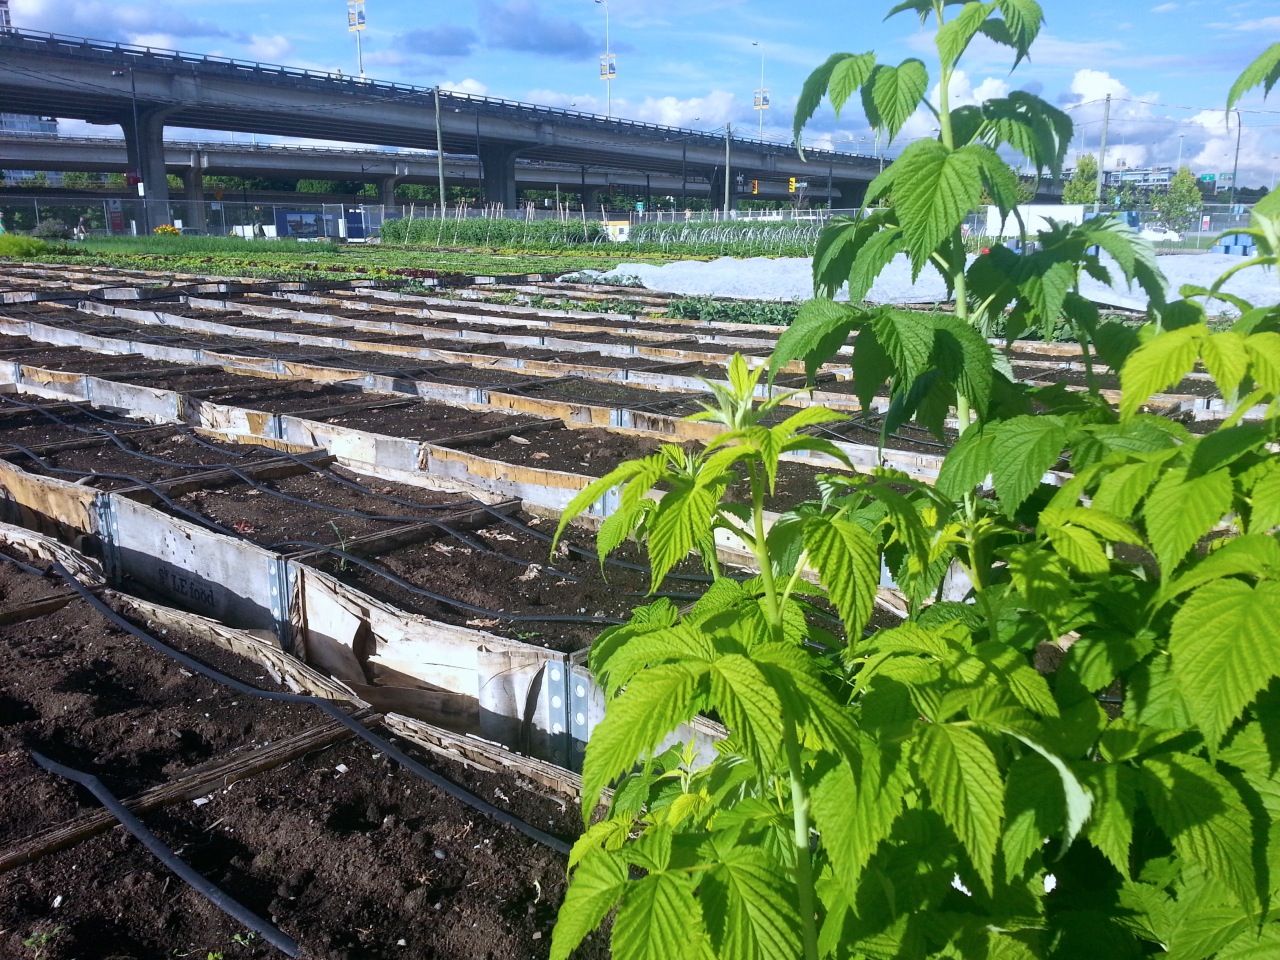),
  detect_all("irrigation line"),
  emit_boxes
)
[48,564,573,855]
[0,394,594,580]
[0,545,50,578]
[28,750,300,957]
[272,541,626,627]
